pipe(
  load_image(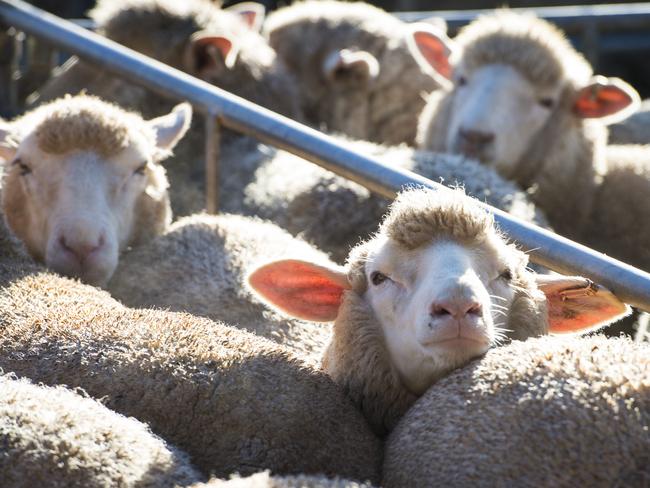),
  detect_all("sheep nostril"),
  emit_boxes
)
[431,305,452,317]
[58,235,71,252]
[466,303,482,316]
